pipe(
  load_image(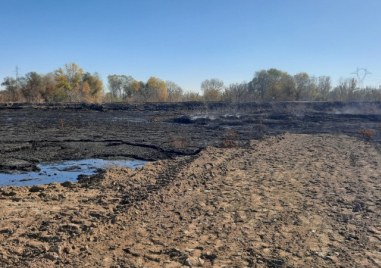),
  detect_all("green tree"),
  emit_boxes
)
[248,70,270,100]
[54,63,84,102]
[249,69,296,101]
